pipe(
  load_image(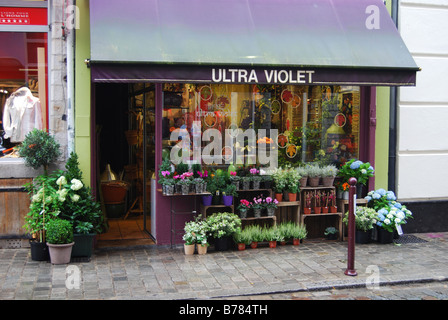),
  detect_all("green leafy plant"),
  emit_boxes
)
[223,183,237,197]
[338,159,374,186]
[324,227,338,235]
[45,218,73,244]
[176,162,189,175]
[18,129,61,175]
[205,212,241,239]
[343,207,378,232]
